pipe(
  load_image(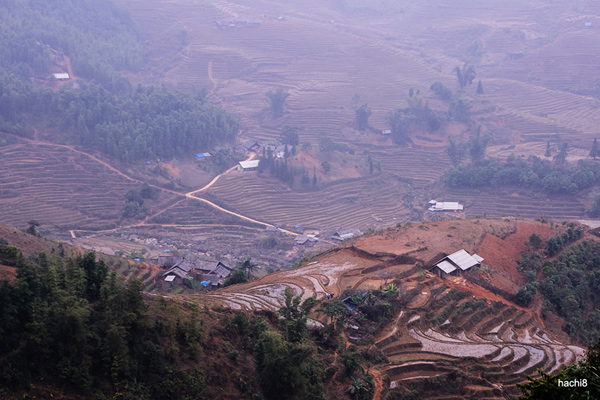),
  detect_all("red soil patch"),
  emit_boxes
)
[477,220,556,284]
[354,219,512,261]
